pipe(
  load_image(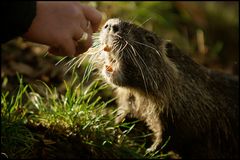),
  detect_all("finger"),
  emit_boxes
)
[75,28,93,56]
[83,24,93,48]
[49,33,79,57]
[84,28,93,49]
[81,5,102,32]
[48,46,69,57]
[85,27,93,49]
[72,26,88,55]
[78,15,90,32]
[73,27,85,41]
[60,36,76,56]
